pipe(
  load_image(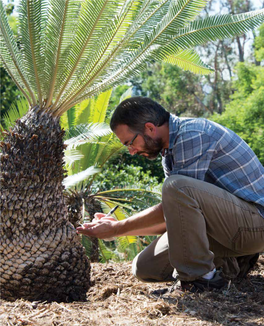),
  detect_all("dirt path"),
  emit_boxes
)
[1,255,263,325]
